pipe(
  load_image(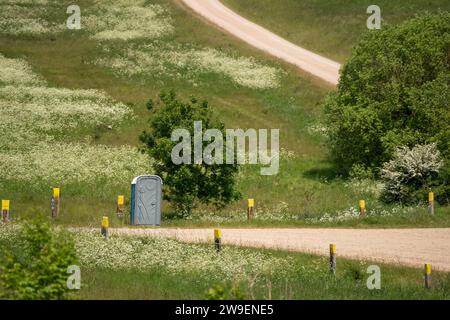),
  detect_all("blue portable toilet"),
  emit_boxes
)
[130,175,162,226]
